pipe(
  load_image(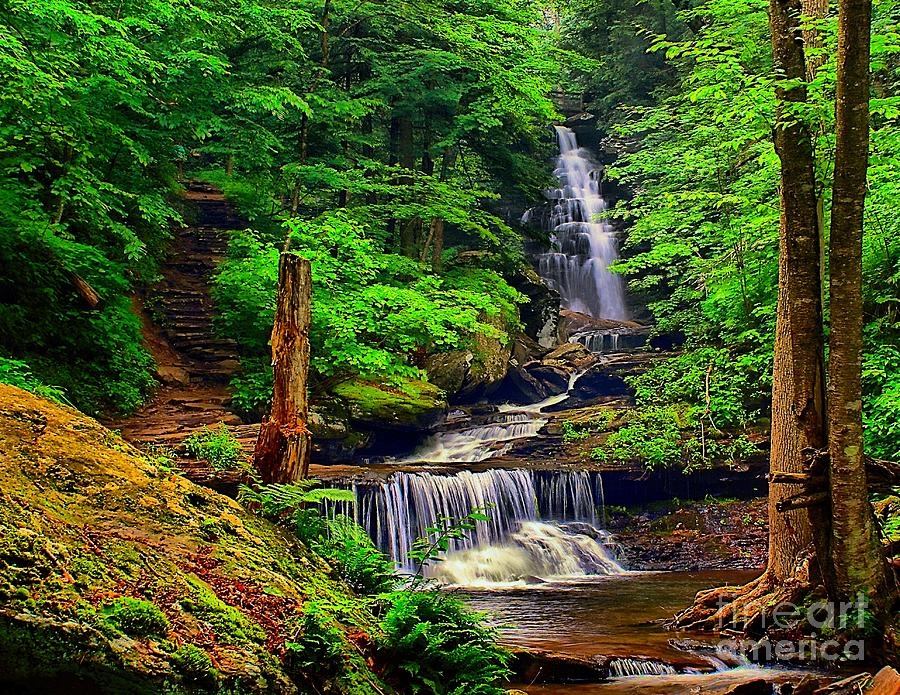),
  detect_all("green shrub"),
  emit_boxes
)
[863,341,900,461]
[170,644,217,686]
[183,424,245,471]
[314,515,398,596]
[591,405,758,472]
[229,357,273,420]
[103,597,169,637]
[0,356,68,403]
[626,348,767,429]
[377,591,512,695]
[561,420,591,444]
